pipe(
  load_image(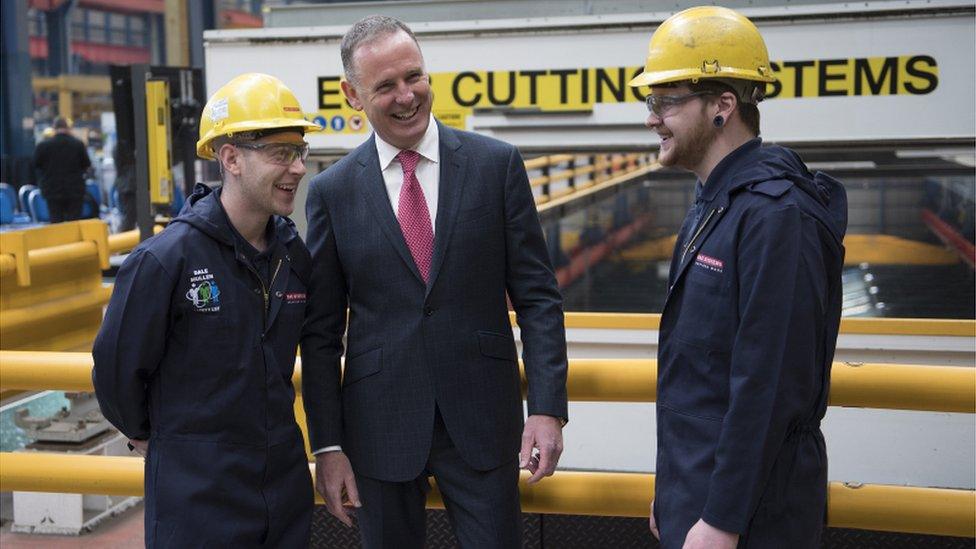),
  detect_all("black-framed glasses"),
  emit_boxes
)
[234,142,309,165]
[645,91,716,117]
